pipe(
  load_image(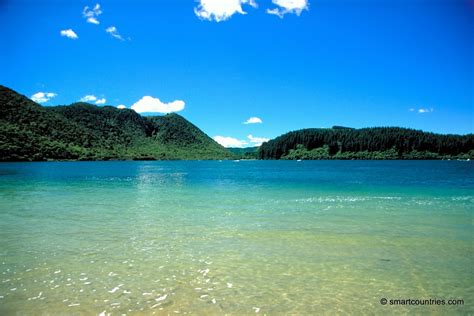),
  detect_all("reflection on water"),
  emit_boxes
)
[0,161,472,314]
